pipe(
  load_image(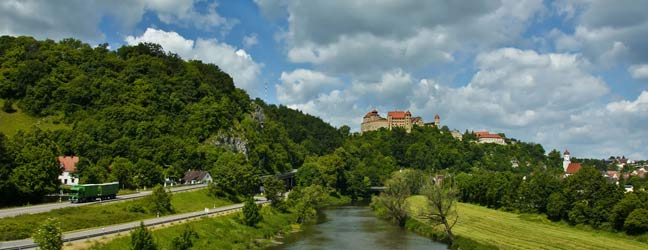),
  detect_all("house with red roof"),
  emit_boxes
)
[58,156,79,185]
[473,131,506,145]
